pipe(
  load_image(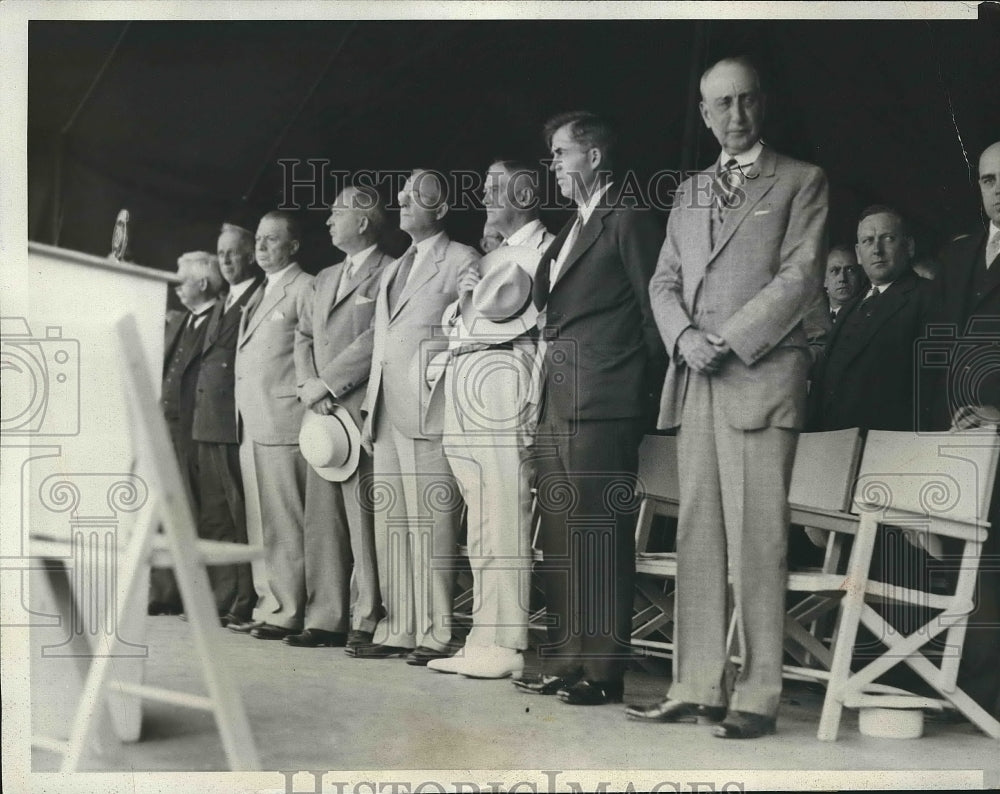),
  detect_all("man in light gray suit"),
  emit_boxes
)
[353,169,479,664]
[231,210,314,640]
[627,57,828,738]
[290,185,390,650]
